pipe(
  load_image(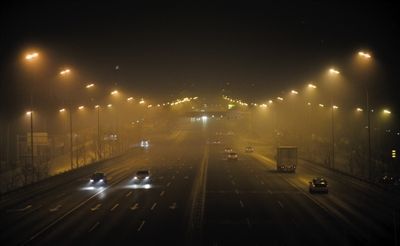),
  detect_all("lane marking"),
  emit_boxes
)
[160,191,165,197]
[235,189,239,195]
[91,203,101,211]
[125,191,132,197]
[130,203,139,210]
[172,175,175,180]
[166,182,171,187]
[88,222,100,232]
[239,200,244,208]
[267,189,272,194]
[6,204,32,213]
[260,180,265,185]
[184,176,189,179]
[169,202,177,210]
[25,158,150,243]
[159,176,164,180]
[278,201,284,208]
[49,205,62,212]
[151,202,157,210]
[110,203,119,211]
[231,180,236,185]
[246,218,251,229]
[137,220,145,232]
